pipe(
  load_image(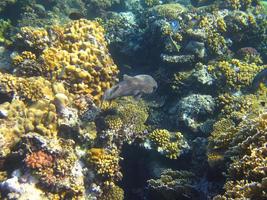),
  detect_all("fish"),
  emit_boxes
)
[251,68,267,91]
[170,20,180,33]
[102,74,158,101]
